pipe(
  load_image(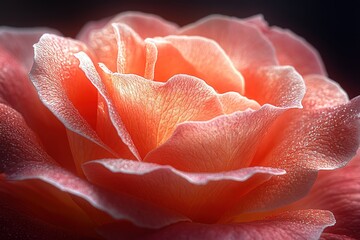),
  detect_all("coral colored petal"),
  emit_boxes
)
[245,66,306,108]
[247,17,327,76]
[113,23,146,75]
[230,97,360,216]
[0,104,188,230]
[267,27,327,76]
[0,28,74,170]
[107,73,224,158]
[83,158,285,223]
[76,51,225,159]
[297,155,360,239]
[150,36,245,94]
[146,105,283,172]
[78,11,178,41]
[302,74,349,109]
[75,52,141,160]
[179,15,278,76]
[138,210,334,240]
[30,34,113,168]
[107,11,178,39]
[218,92,260,114]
